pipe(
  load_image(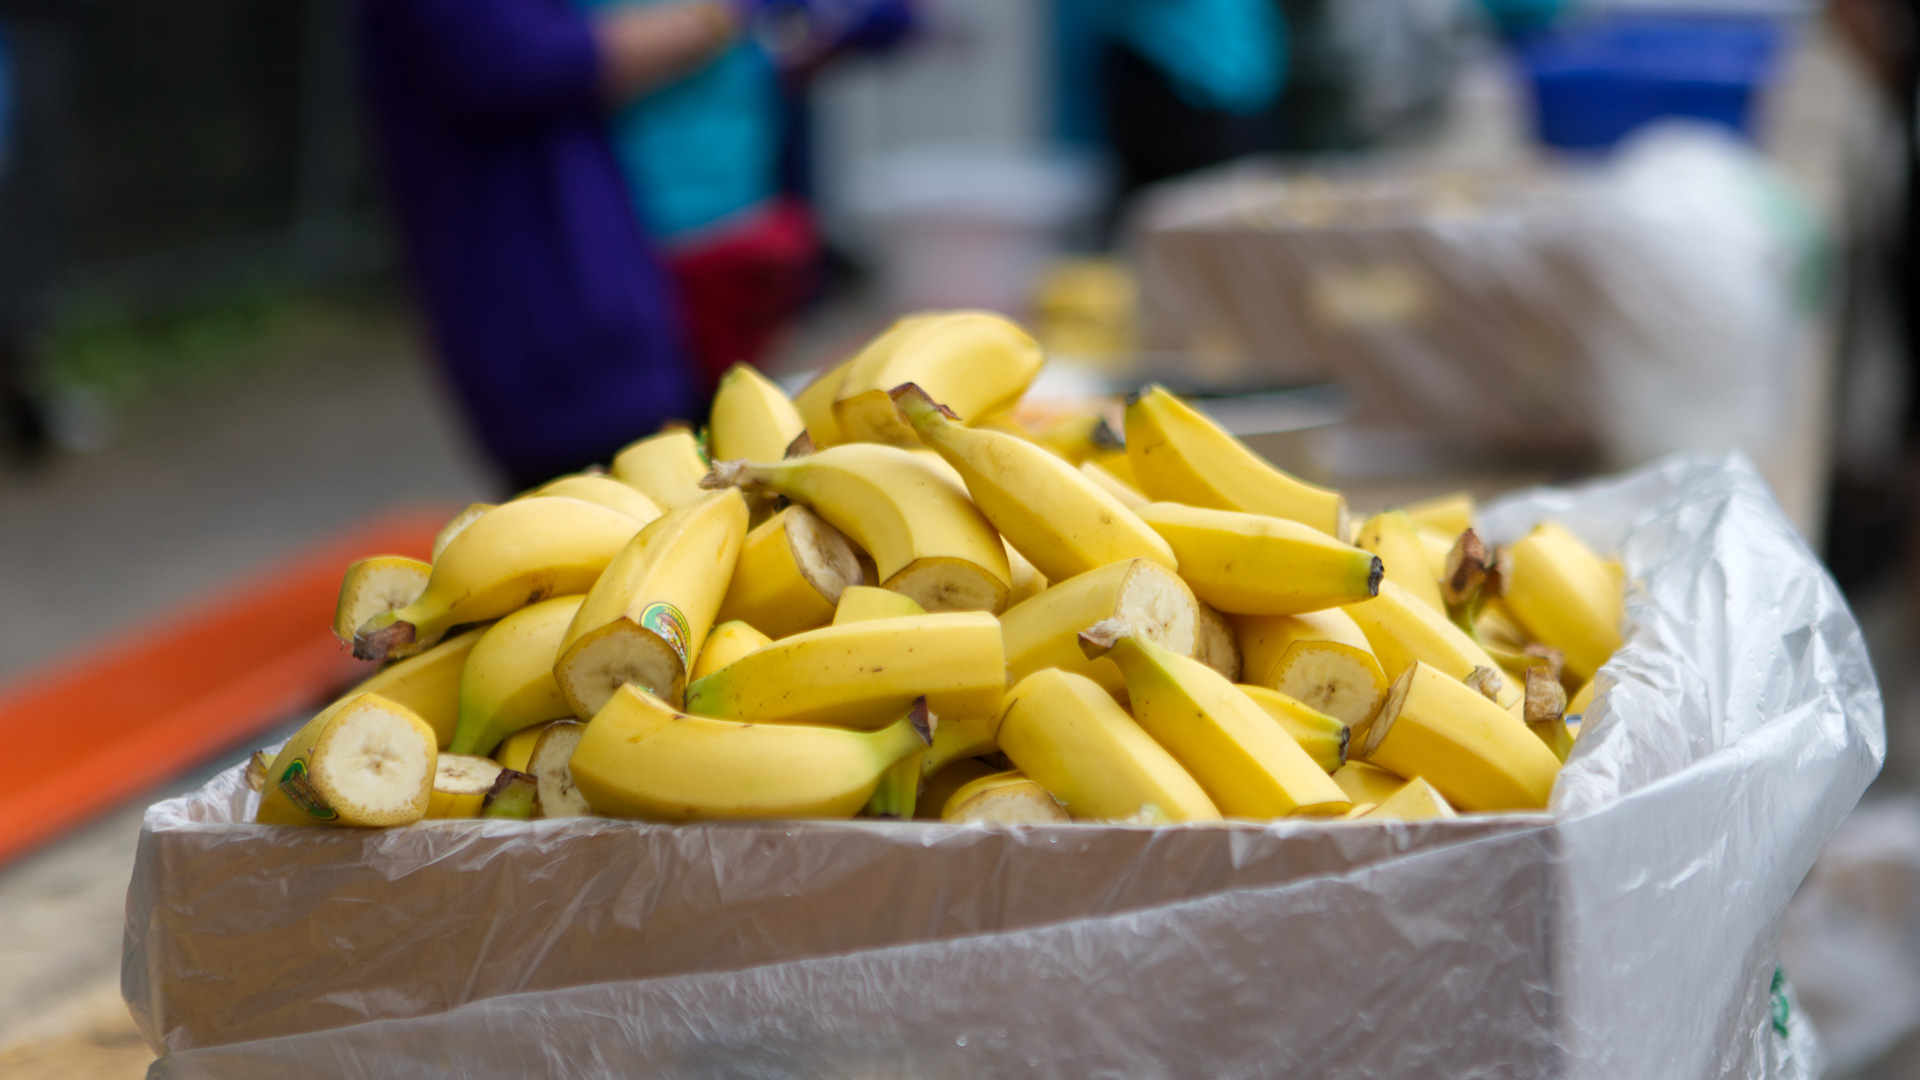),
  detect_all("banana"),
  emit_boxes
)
[704,443,1012,613]
[1137,502,1382,615]
[426,754,504,819]
[1088,448,1145,494]
[998,668,1220,822]
[432,503,494,562]
[1235,684,1348,773]
[244,750,272,792]
[1001,558,1199,701]
[1356,661,1561,812]
[941,770,1070,824]
[523,719,590,817]
[611,429,710,510]
[555,489,749,716]
[448,595,586,756]
[1361,776,1457,821]
[1080,459,1149,510]
[1400,491,1475,538]
[1414,525,1455,581]
[1193,601,1241,682]
[709,363,807,463]
[1232,609,1387,729]
[1078,620,1351,818]
[1566,676,1598,721]
[482,770,537,819]
[792,349,868,447]
[256,694,437,827]
[920,712,1003,776]
[864,744,926,818]
[1502,522,1624,685]
[715,505,865,639]
[689,621,772,681]
[492,720,547,772]
[529,475,663,525]
[335,626,487,748]
[831,311,1044,445]
[917,757,998,819]
[353,497,641,661]
[1332,761,1406,805]
[1355,510,1445,614]
[569,685,931,820]
[833,585,927,624]
[971,407,1037,442]
[1125,384,1346,537]
[1003,539,1049,607]
[1036,413,1125,466]
[894,383,1177,582]
[332,556,430,644]
[684,611,1007,730]
[1344,579,1520,709]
